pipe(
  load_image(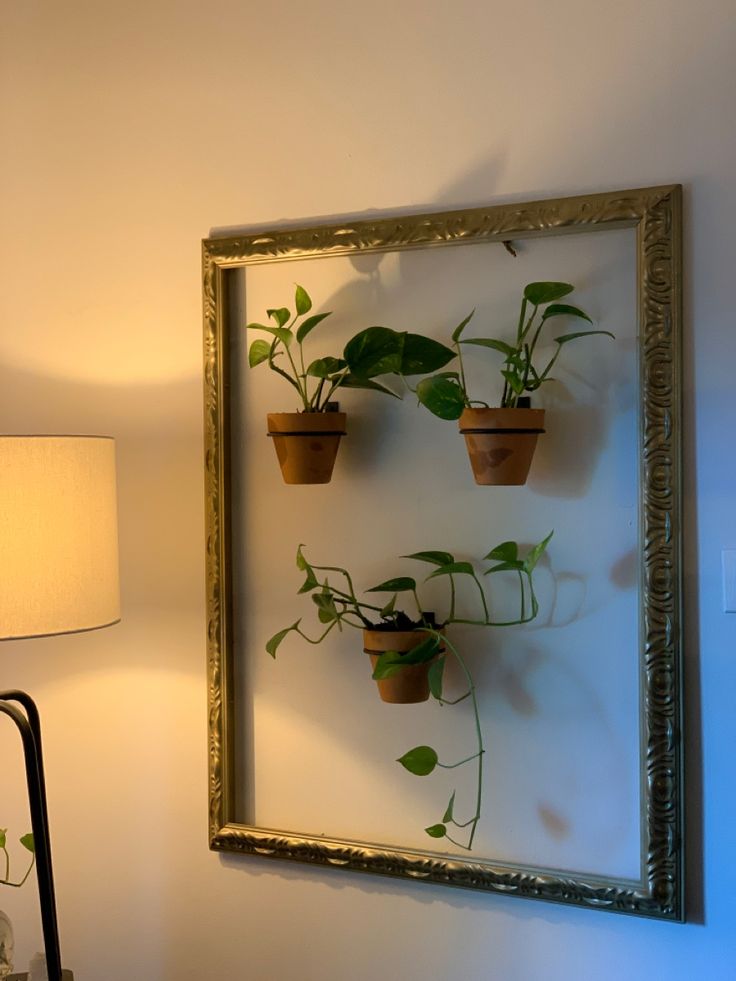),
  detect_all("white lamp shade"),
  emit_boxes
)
[0,436,120,640]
